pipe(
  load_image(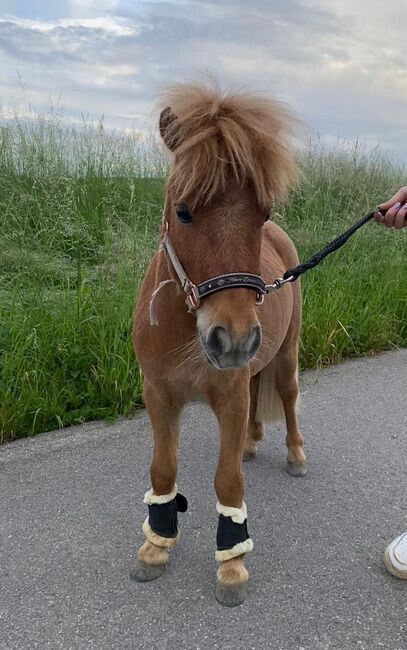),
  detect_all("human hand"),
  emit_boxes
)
[375,187,407,229]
